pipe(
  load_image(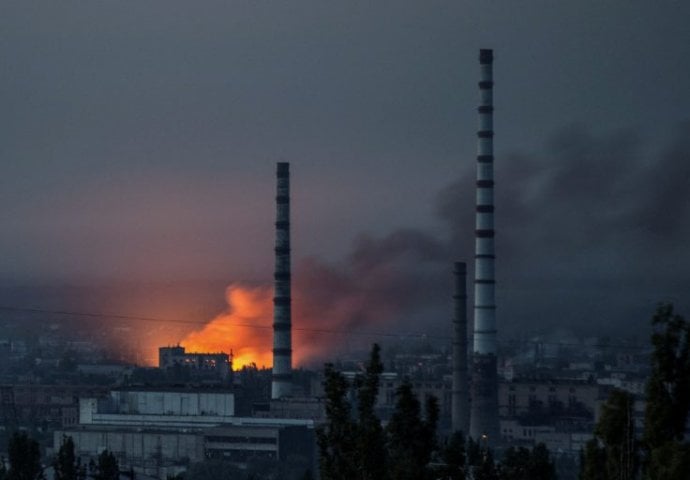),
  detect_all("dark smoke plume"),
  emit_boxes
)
[294,123,690,348]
